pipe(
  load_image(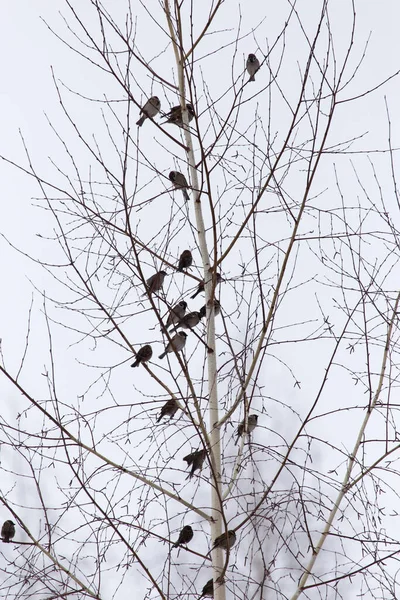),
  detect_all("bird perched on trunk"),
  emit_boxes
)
[246,54,260,82]
[1,520,15,543]
[163,103,195,127]
[171,311,202,331]
[199,299,221,319]
[212,530,236,551]
[177,250,193,272]
[159,331,187,359]
[236,414,258,443]
[144,270,167,295]
[136,96,161,126]
[163,301,187,331]
[169,171,190,201]
[183,448,207,478]
[156,399,179,423]
[172,525,194,548]
[131,344,153,368]
[200,579,214,598]
[191,273,223,299]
